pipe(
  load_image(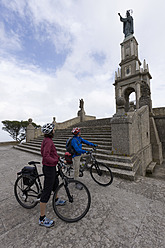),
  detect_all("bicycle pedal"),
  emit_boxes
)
[79,172,84,177]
